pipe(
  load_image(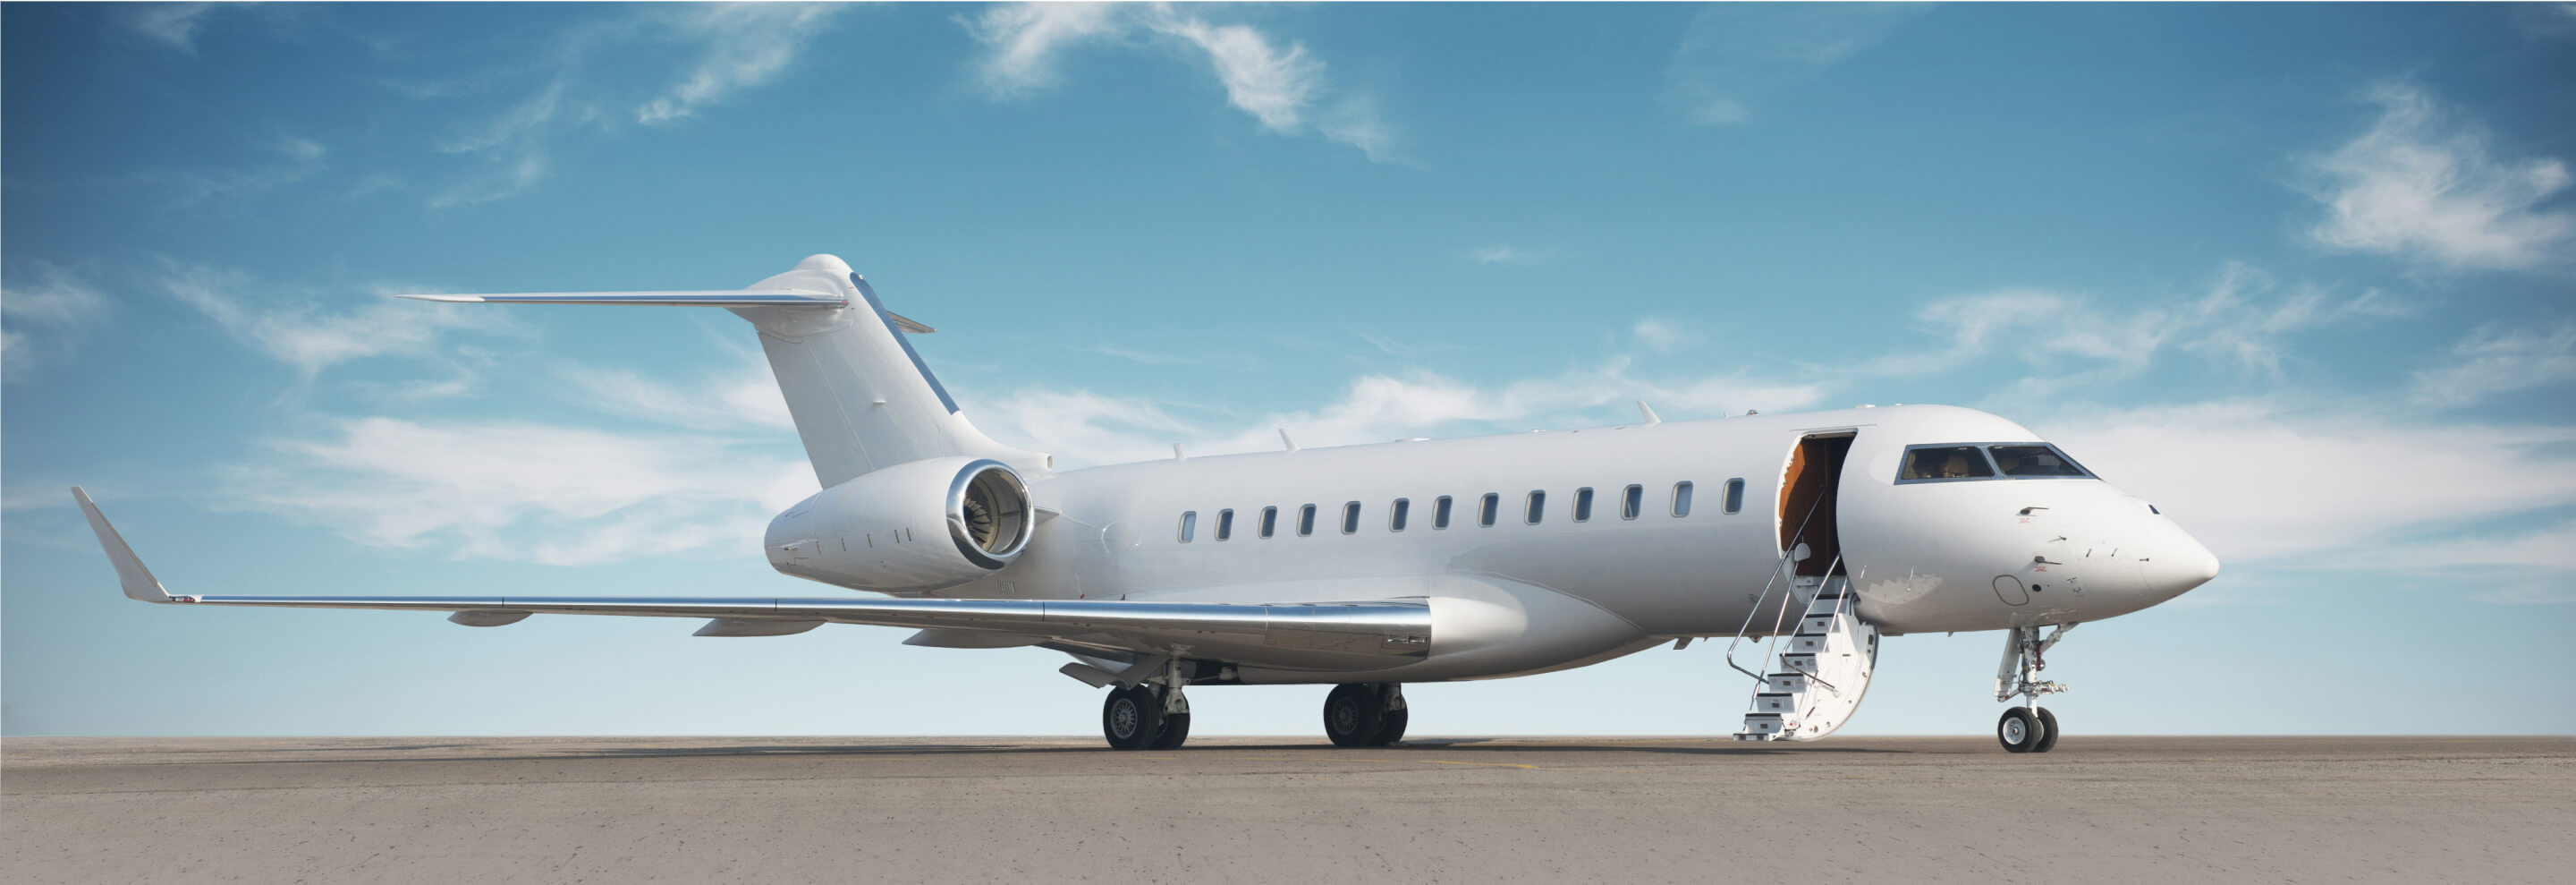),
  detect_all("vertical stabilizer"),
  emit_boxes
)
[730,255,1042,487]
